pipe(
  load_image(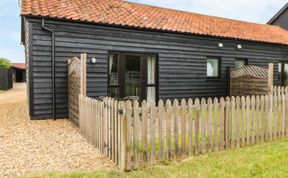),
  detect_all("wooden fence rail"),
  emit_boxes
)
[79,86,288,171]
